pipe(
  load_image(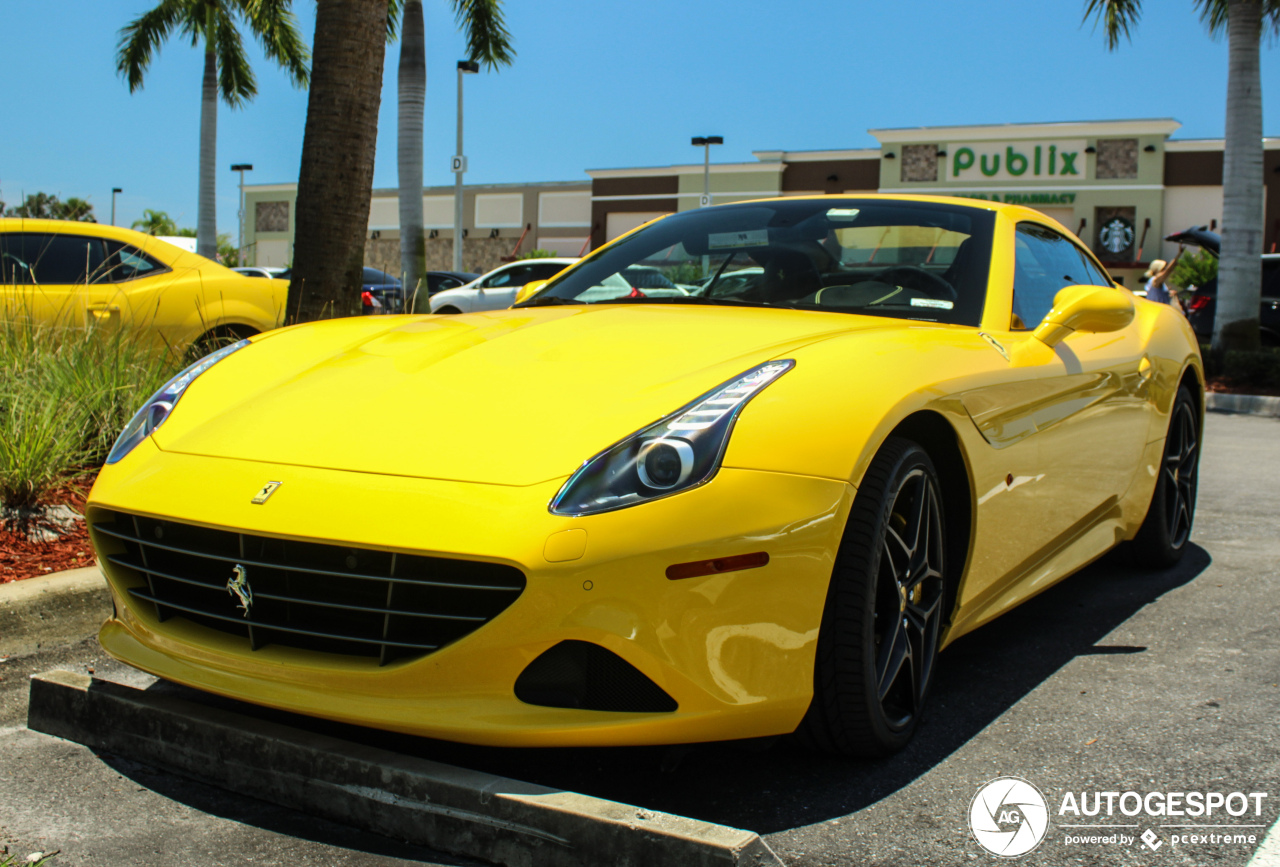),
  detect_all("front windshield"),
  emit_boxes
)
[516,198,995,326]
